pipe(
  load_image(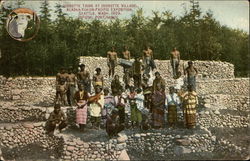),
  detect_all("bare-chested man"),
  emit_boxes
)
[122,46,132,89]
[56,67,68,85]
[122,46,131,60]
[92,67,104,89]
[170,47,181,78]
[77,64,91,93]
[55,78,67,106]
[143,46,156,74]
[67,66,77,106]
[107,46,118,77]
[184,61,198,91]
